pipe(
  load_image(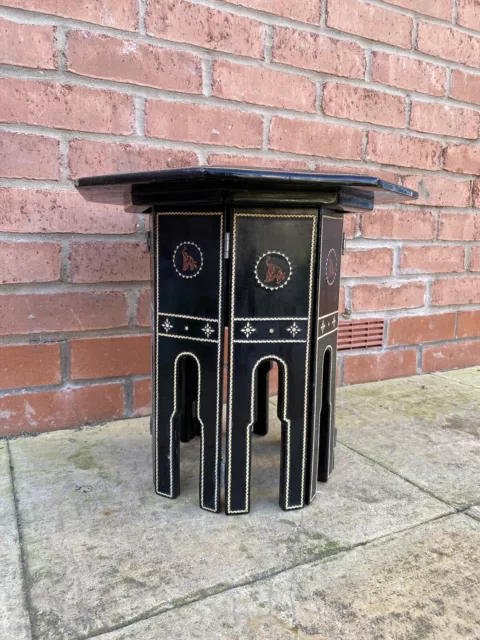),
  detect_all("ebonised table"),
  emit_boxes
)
[76,168,417,515]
